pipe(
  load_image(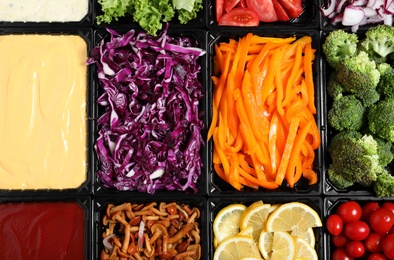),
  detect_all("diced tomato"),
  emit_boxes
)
[225,0,241,13]
[272,0,290,21]
[246,0,278,22]
[237,0,247,8]
[218,7,260,26]
[216,0,225,22]
[277,0,303,18]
